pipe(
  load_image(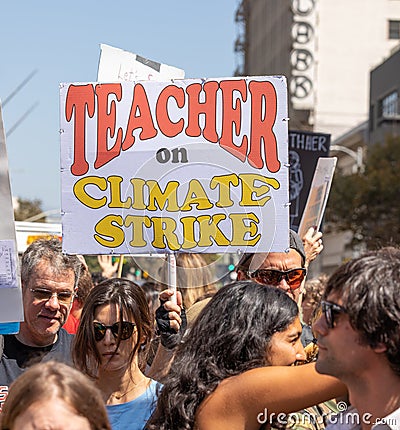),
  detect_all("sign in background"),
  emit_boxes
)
[60,76,290,255]
[98,43,185,82]
[0,101,24,329]
[289,130,331,232]
[298,157,337,239]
